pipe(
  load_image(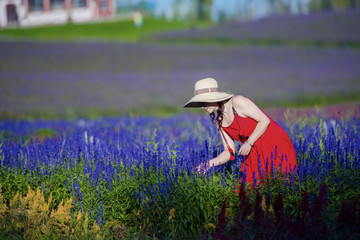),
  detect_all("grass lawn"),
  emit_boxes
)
[0,18,191,42]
